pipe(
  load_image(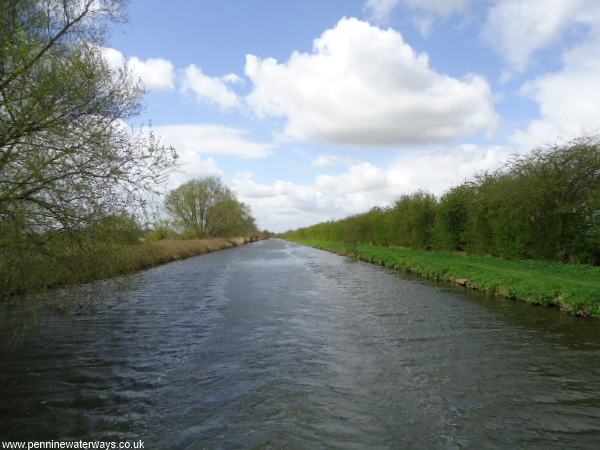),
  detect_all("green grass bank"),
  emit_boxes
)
[287,238,600,317]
